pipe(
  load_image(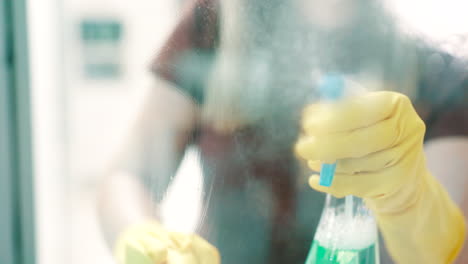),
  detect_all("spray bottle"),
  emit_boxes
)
[305,74,380,264]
